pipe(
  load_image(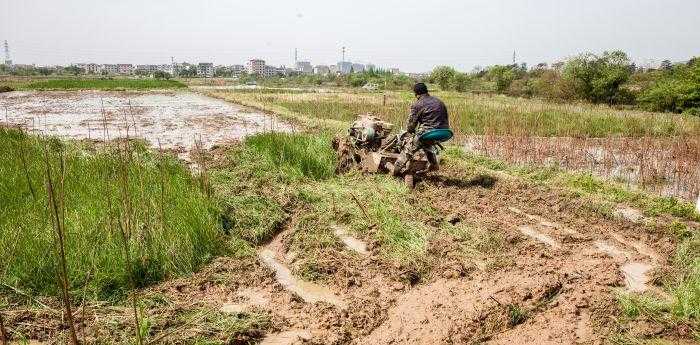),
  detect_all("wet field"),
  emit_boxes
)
[0,90,292,157]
